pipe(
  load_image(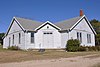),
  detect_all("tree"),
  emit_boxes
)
[0,33,5,45]
[90,19,100,46]
[90,19,100,34]
[95,34,100,46]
